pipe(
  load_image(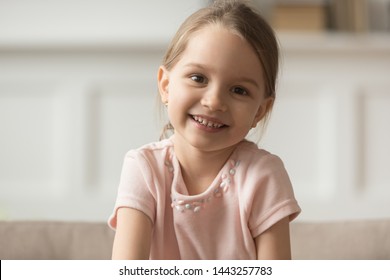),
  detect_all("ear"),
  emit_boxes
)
[157,66,170,104]
[252,97,274,127]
